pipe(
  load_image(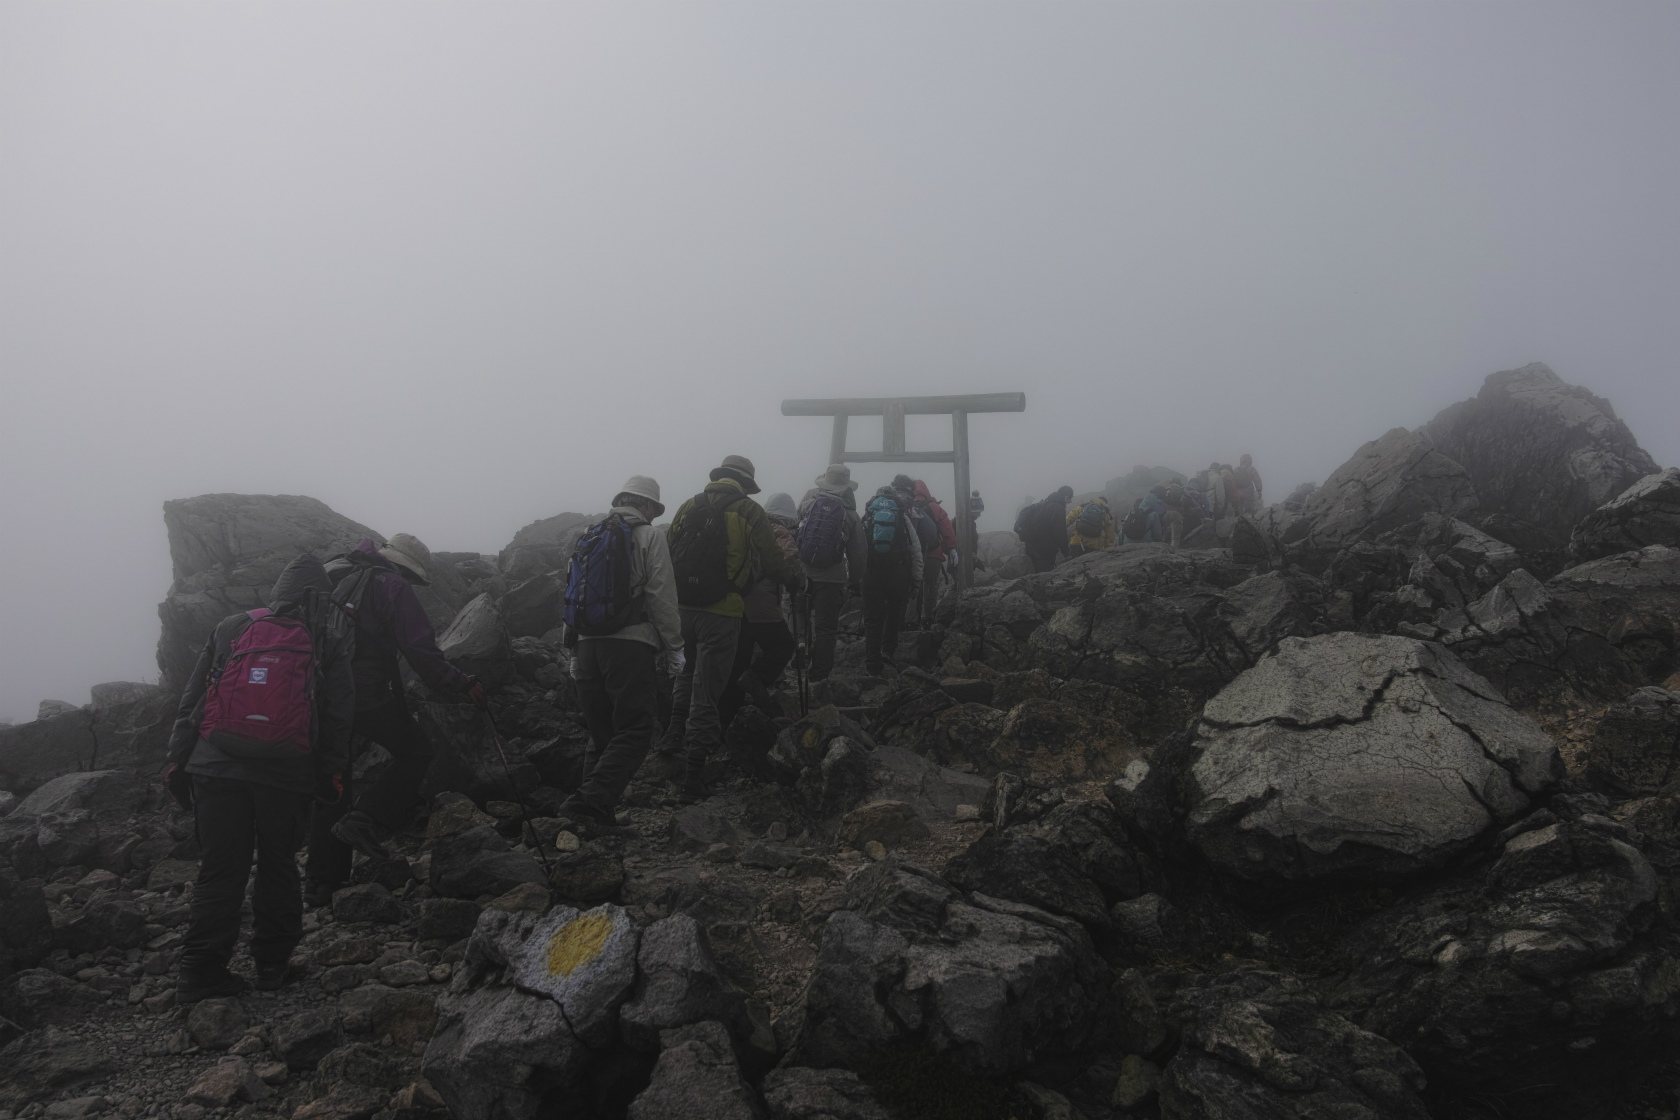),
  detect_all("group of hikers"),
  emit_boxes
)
[1013,455,1263,571]
[160,455,980,1004]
